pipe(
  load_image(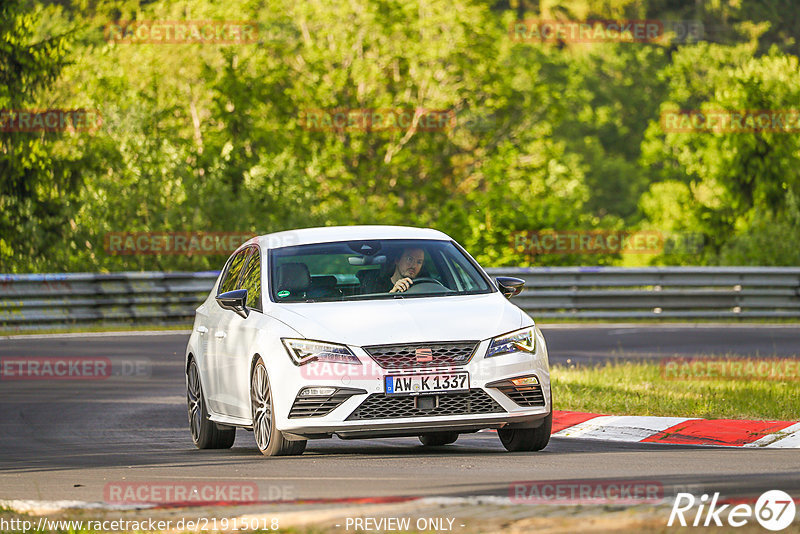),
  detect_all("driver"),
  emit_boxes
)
[364,248,425,293]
